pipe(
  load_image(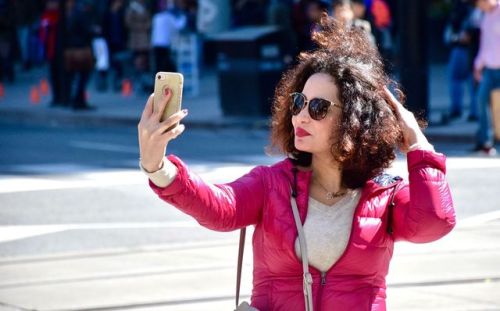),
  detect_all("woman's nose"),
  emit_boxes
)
[295,102,311,122]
